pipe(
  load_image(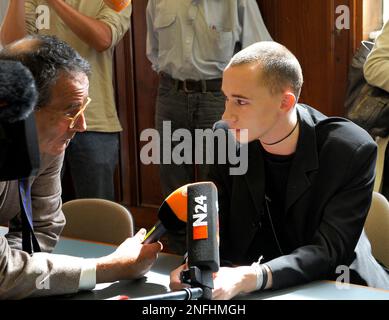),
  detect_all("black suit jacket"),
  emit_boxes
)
[209,104,389,290]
